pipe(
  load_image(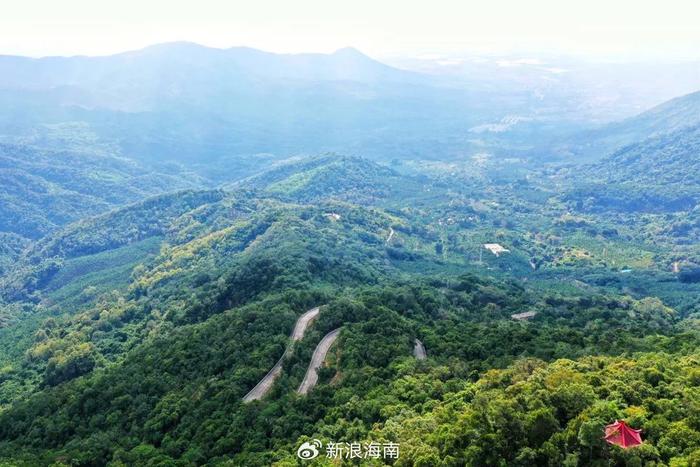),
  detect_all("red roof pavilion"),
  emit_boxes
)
[604,420,643,448]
